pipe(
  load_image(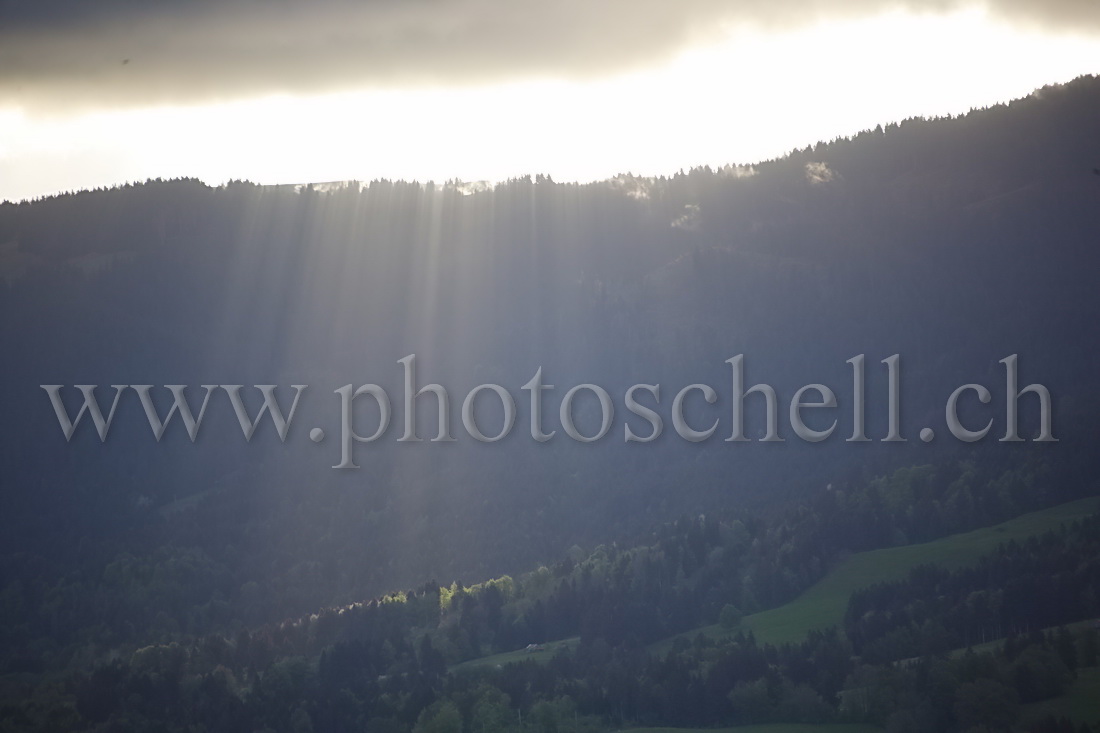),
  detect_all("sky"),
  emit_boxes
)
[1,0,1098,203]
